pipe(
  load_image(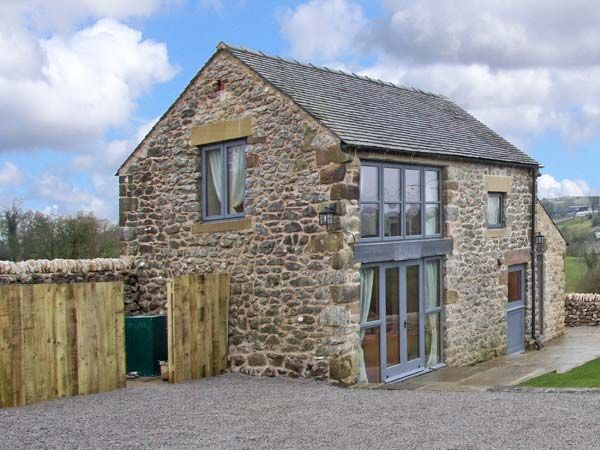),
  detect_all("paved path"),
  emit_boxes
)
[2,373,600,449]
[386,327,600,391]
